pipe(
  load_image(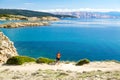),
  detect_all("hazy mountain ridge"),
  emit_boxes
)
[0,9,54,17]
[0,9,120,19]
[0,9,76,18]
[53,11,120,19]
